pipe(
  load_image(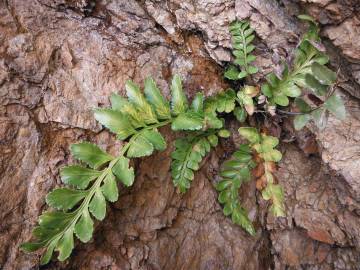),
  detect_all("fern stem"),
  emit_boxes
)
[241,28,249,72]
